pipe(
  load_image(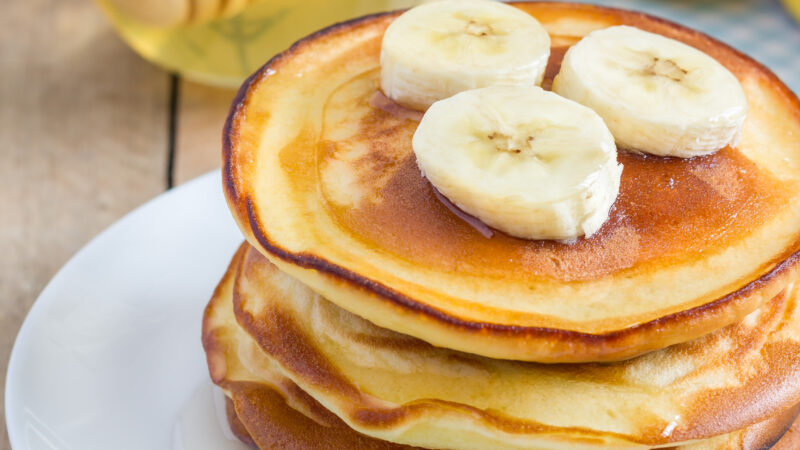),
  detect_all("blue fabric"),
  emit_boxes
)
[558,0,800,94]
